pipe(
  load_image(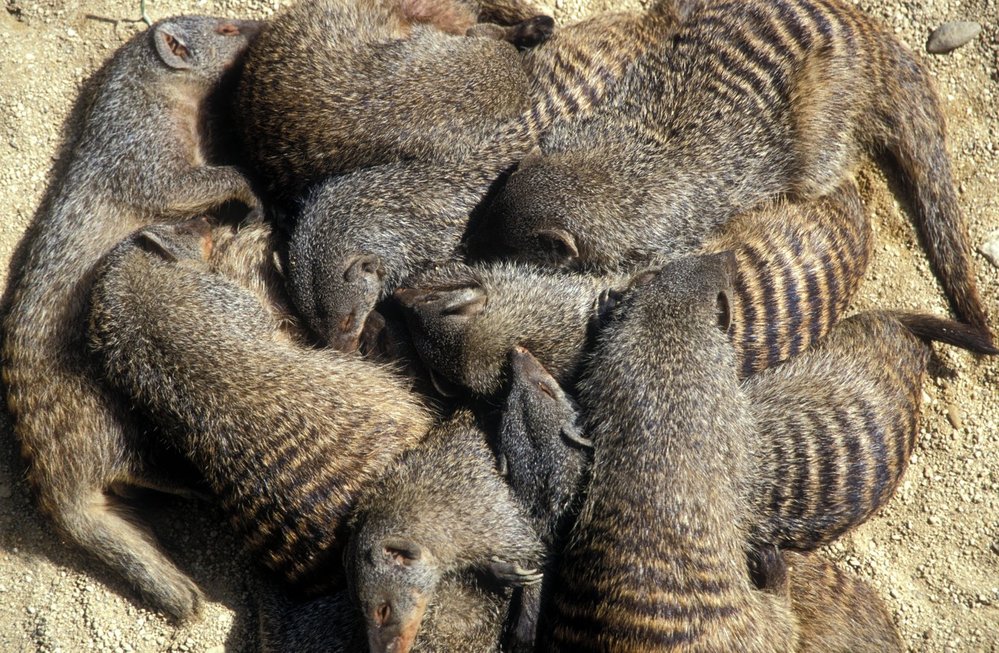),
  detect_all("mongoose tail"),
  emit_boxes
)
[878,41,992,343]
[896,312,999,355]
